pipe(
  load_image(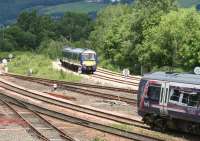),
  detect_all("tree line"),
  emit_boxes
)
[0,10,93,51]
[1,0,200,74]
[90,0,200,74]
